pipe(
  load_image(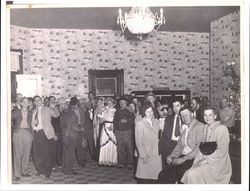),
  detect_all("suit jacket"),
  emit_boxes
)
[61,108,80,138]
[135,117,162,179]
[158,114,179,157]
[31,106,60,139]
[169,119,205,160]
[195,107,205,124]
[11,108,32,132]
